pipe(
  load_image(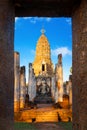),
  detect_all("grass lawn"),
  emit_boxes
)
[14,122,72,130]
[14,122,38,130]
[58,122,72,130]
